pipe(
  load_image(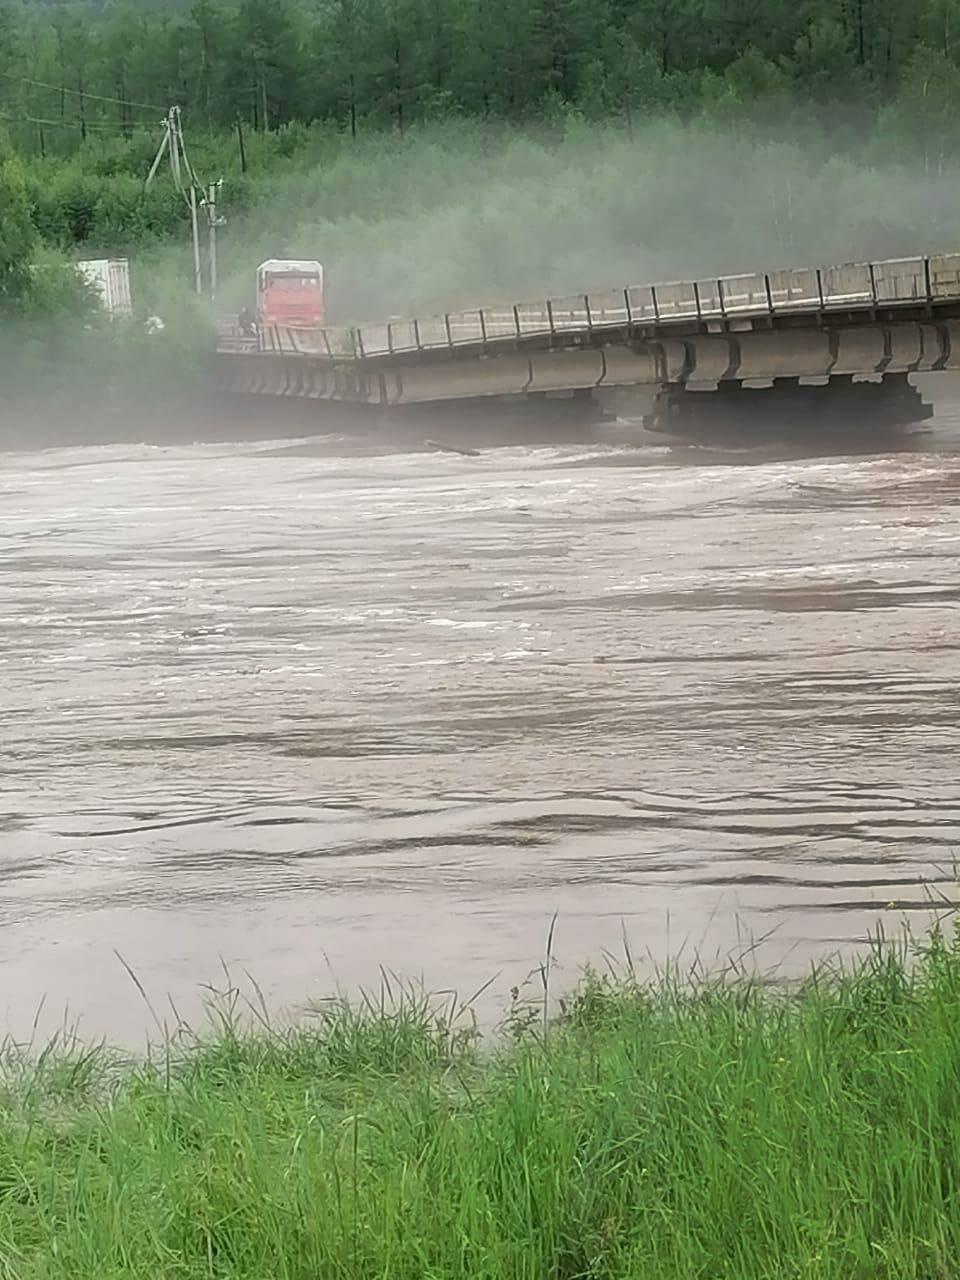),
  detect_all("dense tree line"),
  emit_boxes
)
[0,0,959,148]
[1,0,960,316]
